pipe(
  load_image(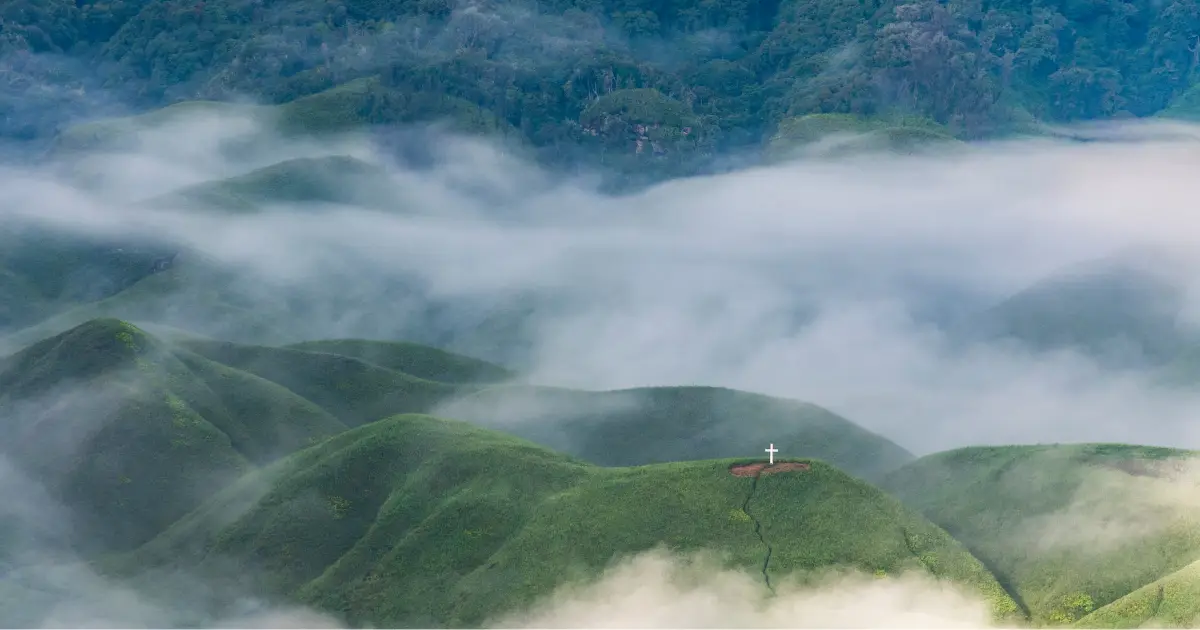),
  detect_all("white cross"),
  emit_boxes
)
[765,443,778,464]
